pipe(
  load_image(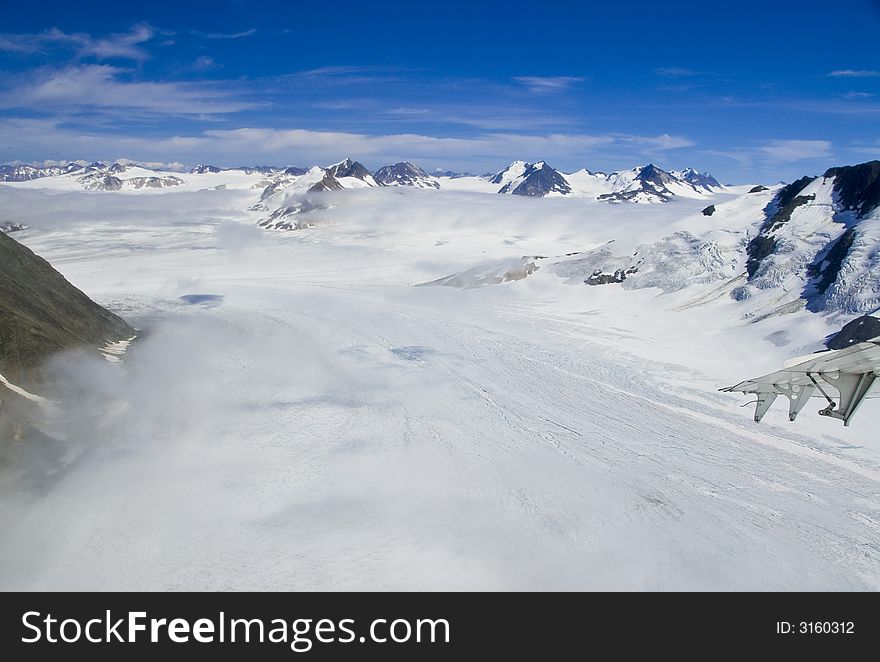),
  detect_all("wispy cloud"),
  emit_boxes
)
[842,91,874,99]
[513,76,586,94]
[0,65,255,115]
[0,119,696,172]
[190,29,258,40]
[758,139,833,162]
[710,139,834,167]
[654,67,701,78]
[826,69,880,78]
[190,56,221,72]
[0,24,155,61]
[620,133,695,150]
